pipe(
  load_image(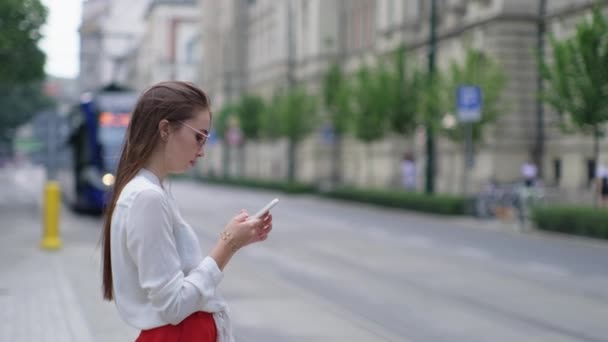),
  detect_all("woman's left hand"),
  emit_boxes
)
[253,212,273,242]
